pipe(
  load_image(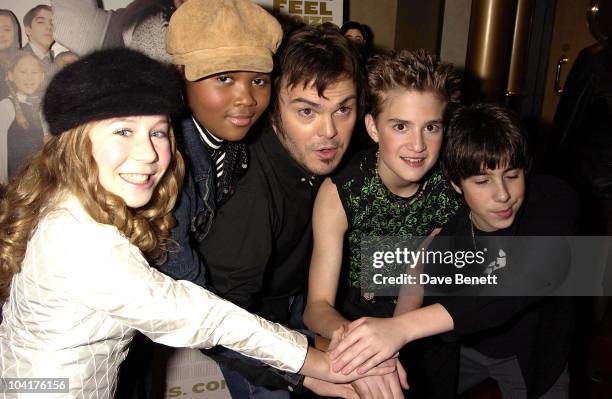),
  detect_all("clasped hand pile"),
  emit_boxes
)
[310,317,409,399]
